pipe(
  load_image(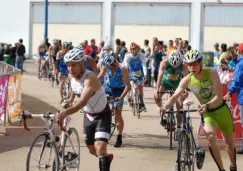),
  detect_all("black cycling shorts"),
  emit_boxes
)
[83,105,111,145]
